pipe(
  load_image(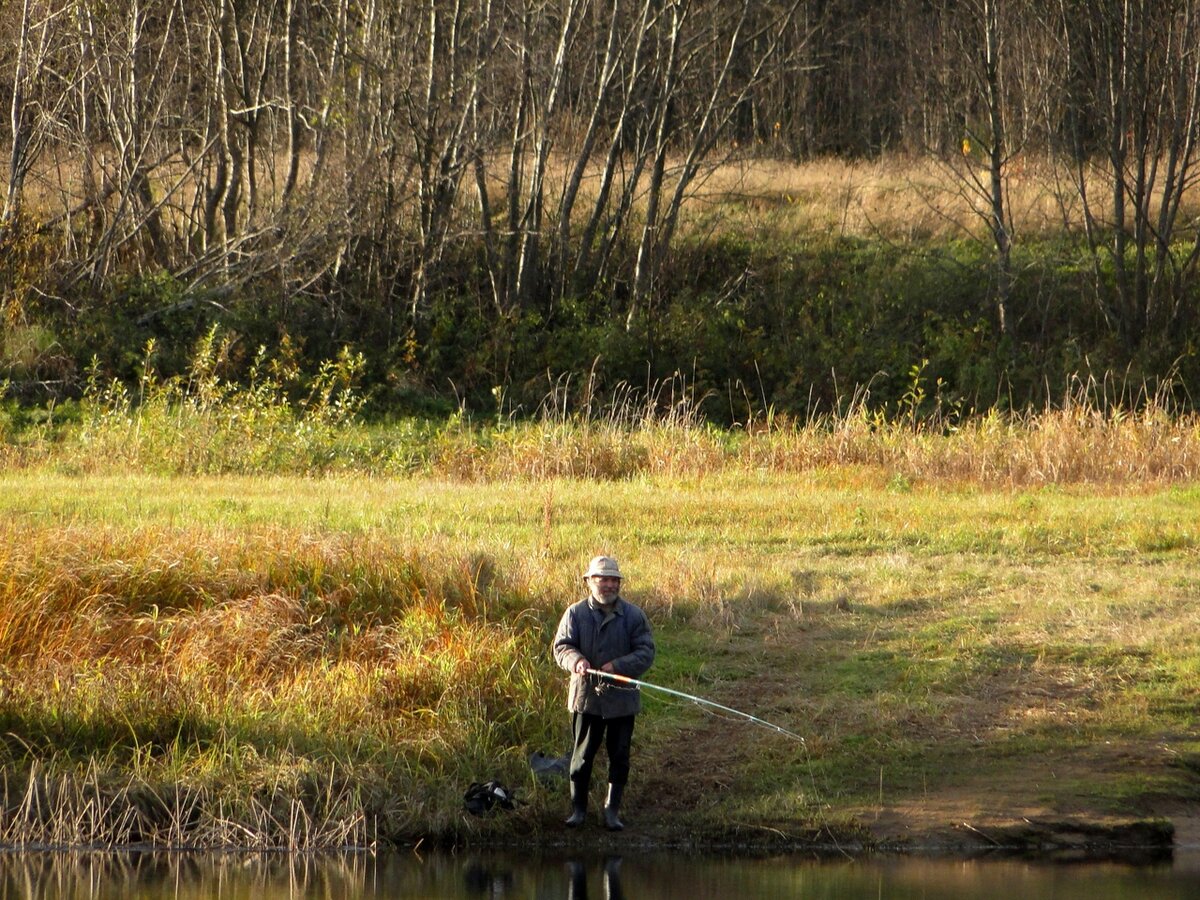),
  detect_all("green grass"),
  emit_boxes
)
[1,466,1198,848]
[1,360,1198,848]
